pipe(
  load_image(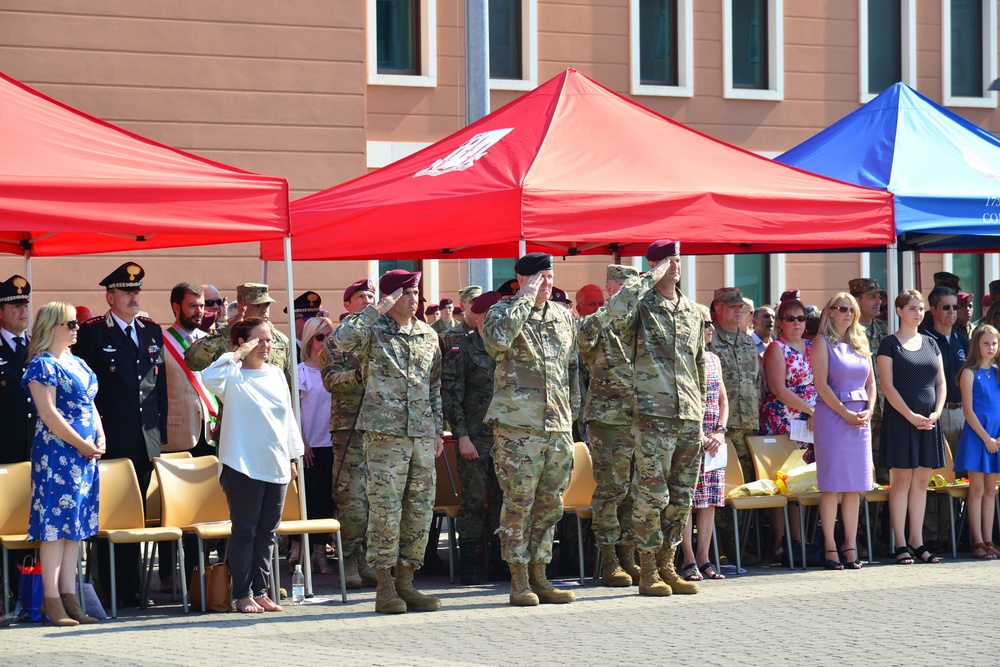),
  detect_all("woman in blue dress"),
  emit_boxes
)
[21,302,105,626]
